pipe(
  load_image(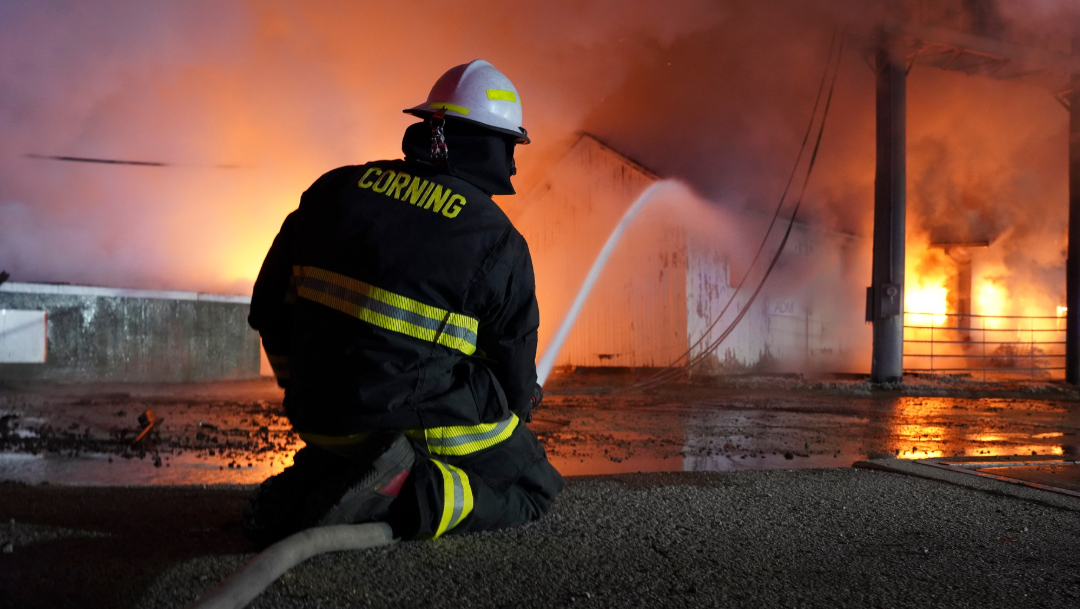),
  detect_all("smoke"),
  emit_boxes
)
[994,0,1080,21]
[575,0,1074,326]
[901,1,1073,315]
[0,0,722,292]
[0,0,1073,351]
